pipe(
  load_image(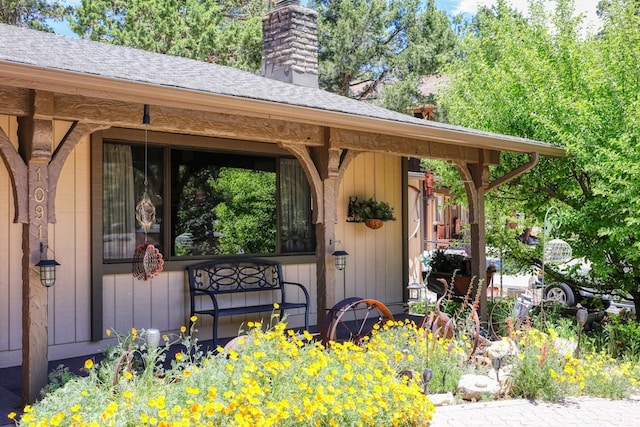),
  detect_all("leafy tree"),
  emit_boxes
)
[0,0,71,31]
[312,0,456,111]
[212,167,277,255]
[439,0,640,316]
[69,0,266,71]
